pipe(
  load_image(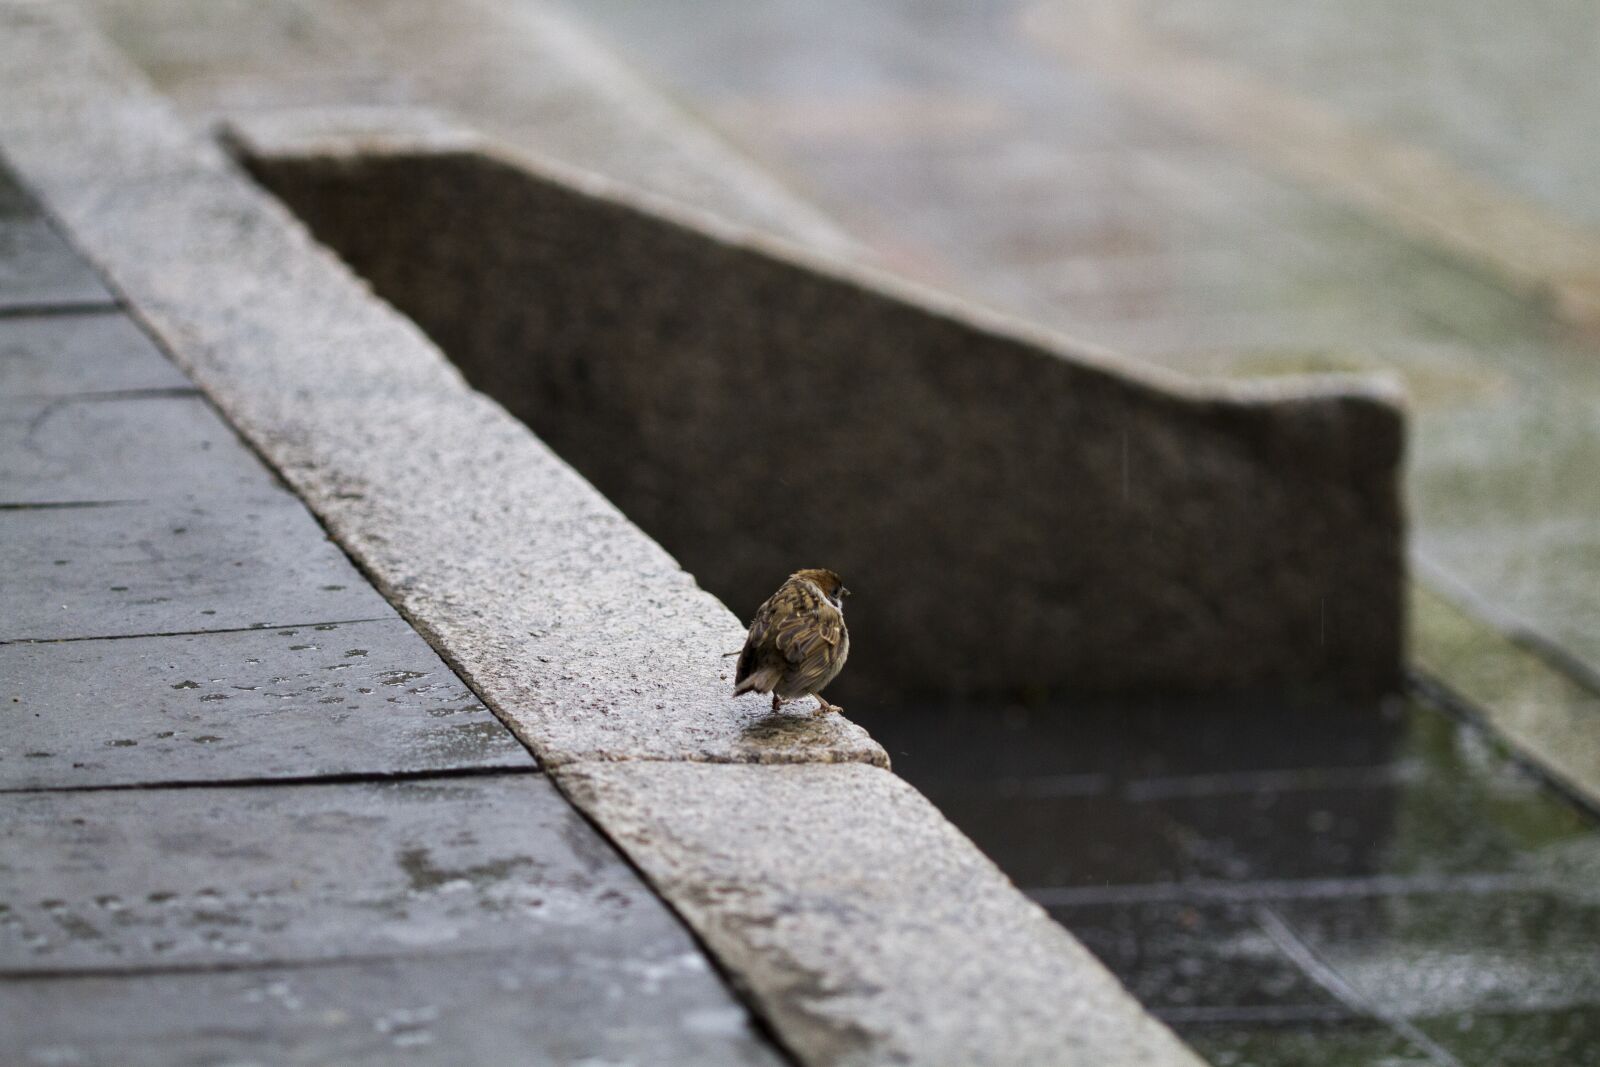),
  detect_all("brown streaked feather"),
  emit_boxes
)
[733,572,849,700]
